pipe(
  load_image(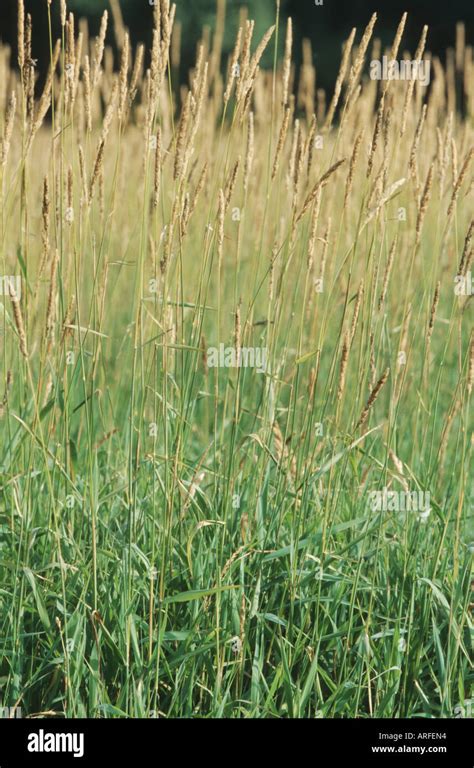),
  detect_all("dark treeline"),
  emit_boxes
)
[0,0,473,91]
